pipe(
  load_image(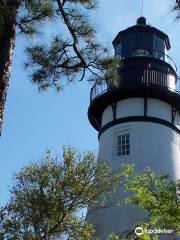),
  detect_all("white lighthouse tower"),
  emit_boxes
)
[88,17,180,239]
